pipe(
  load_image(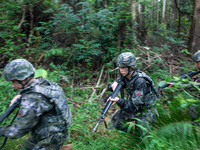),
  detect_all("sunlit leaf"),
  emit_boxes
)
[34,69,48,78]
